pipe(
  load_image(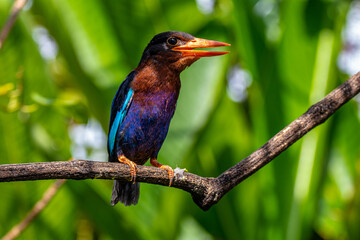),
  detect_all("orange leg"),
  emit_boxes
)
[150,158,174,186]
[118,155,137,183]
